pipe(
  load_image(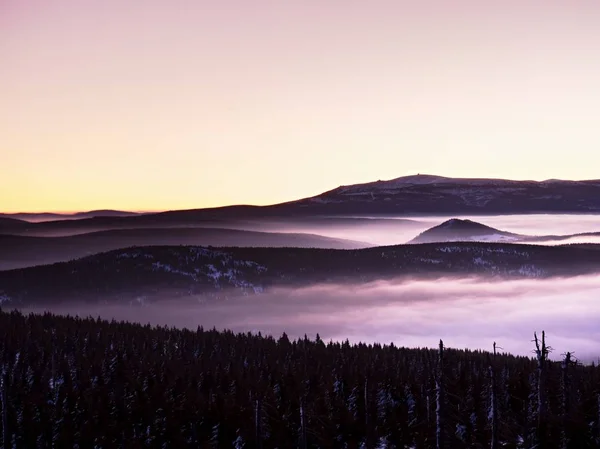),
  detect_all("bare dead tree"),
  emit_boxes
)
[533,331,552,449]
